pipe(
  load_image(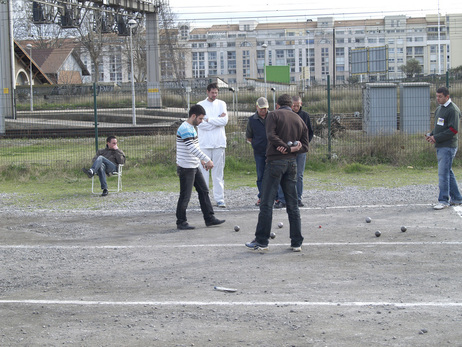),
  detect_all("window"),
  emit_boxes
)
[109,51,122,82]
[227,51,236,74]
[321,47,329,75]
[208,51,217,75]
[242,50,250,77]
[276,49,285,65]
[414,47,424,55]
[192,52,205,78]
